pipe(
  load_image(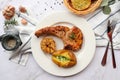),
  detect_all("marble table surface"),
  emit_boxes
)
[0,0,120,80]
